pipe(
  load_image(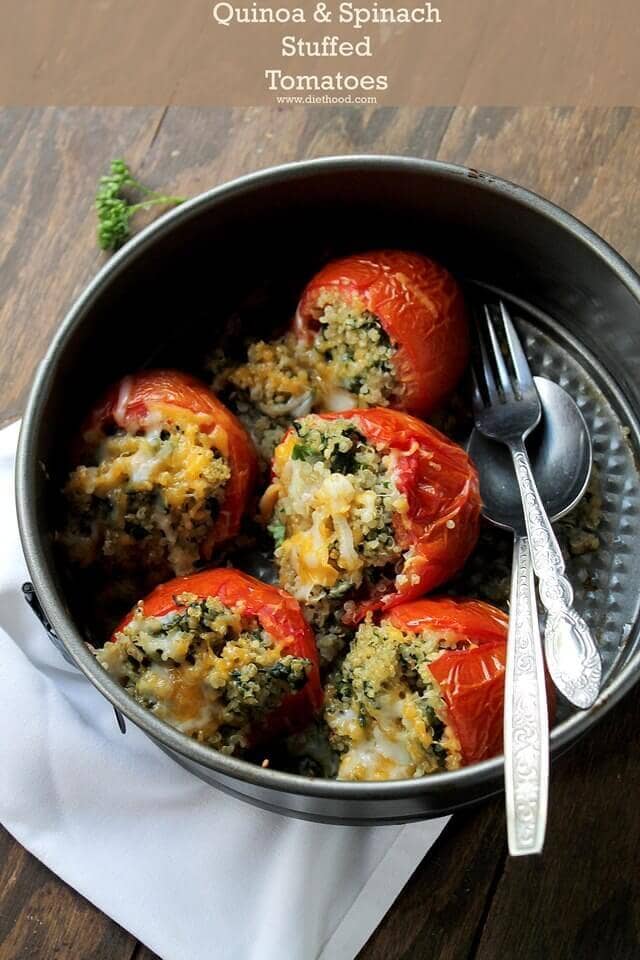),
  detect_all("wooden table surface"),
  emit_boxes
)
[1,106,640,960]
